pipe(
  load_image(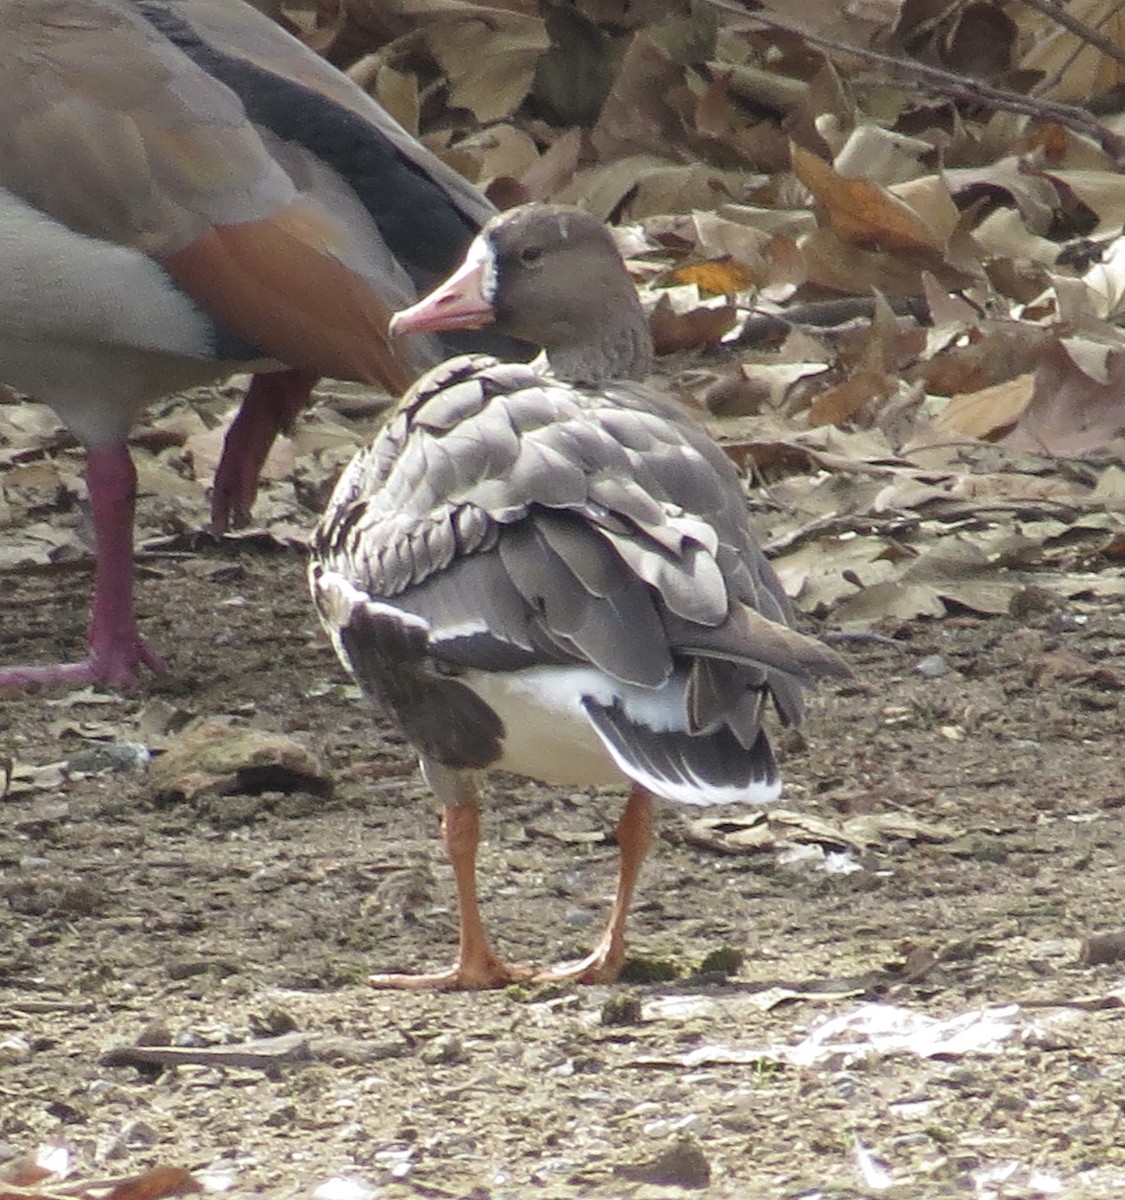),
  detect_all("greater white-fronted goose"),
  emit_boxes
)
[310,204,850,989]
[0,0,514,688]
